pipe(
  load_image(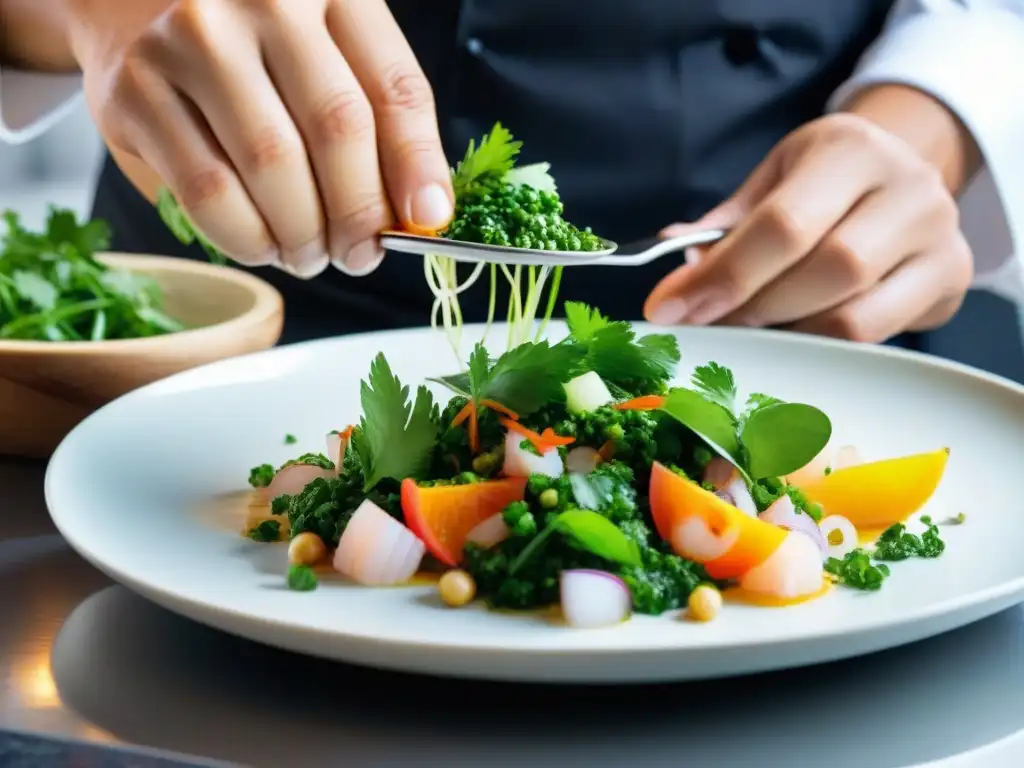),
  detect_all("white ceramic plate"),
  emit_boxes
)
[45,323,1024,684]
